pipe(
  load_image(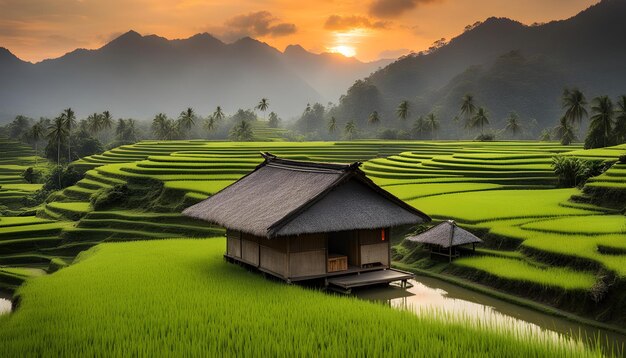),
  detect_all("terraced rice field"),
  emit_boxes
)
[0,239,602,357]
[0,139,46,210]
[1,137,626,325]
